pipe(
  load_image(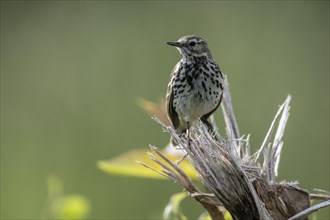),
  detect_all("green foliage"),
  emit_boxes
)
[58,195,90,219]
[198,211,232,220]
[43,175,91,219]
[98,148,197,180]
[162,192,233,220]
[198,212,212,220]
[163,192,188,220]
[223,210,233,220]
